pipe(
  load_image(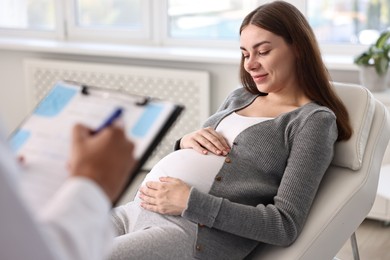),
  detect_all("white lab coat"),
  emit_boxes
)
[0,125,114,260]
